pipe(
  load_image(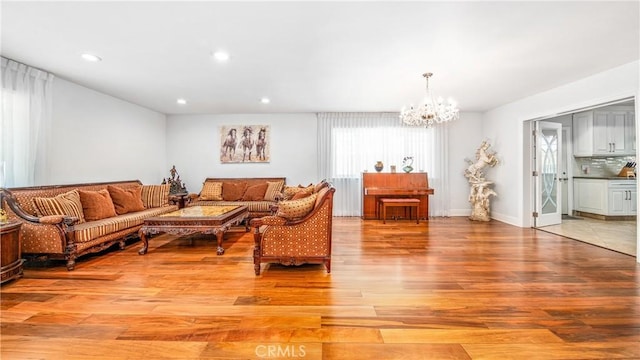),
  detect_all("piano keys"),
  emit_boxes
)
[361,172,434,220]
